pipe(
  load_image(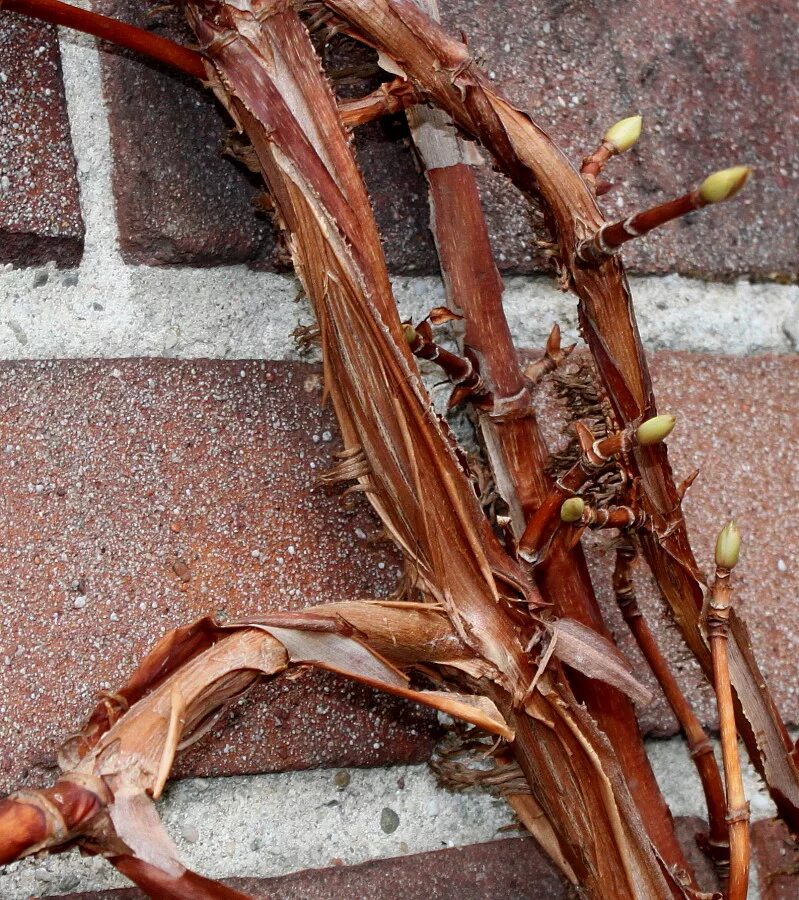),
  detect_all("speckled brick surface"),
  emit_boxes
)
[53,837,577,899]
[0,15,84,266]
[94,1,277,267]
[1,353,798,793]
[752,818,799,900]
[94,0,796,276]
[0,359,437,795]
